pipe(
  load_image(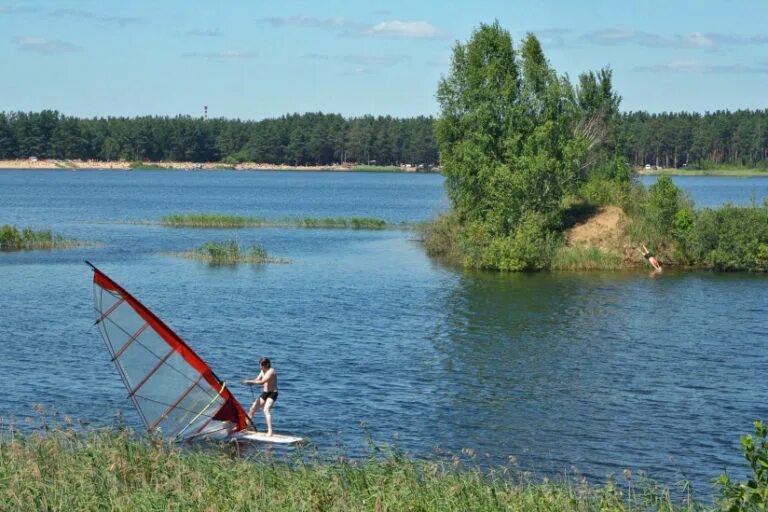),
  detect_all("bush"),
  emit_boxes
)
[579,178,631,209]
[468,212,558,271]
[680,206,768,271]
[422,213,461,259]
[647,175,683,236]
[0,224,22,249]
[717,421,768,511]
